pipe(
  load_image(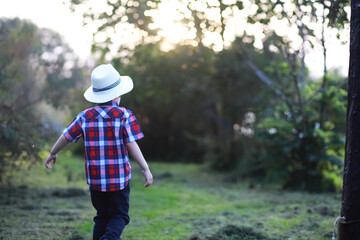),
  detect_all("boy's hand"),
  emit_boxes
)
[44,153,57,169]
[142,169,153,187]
